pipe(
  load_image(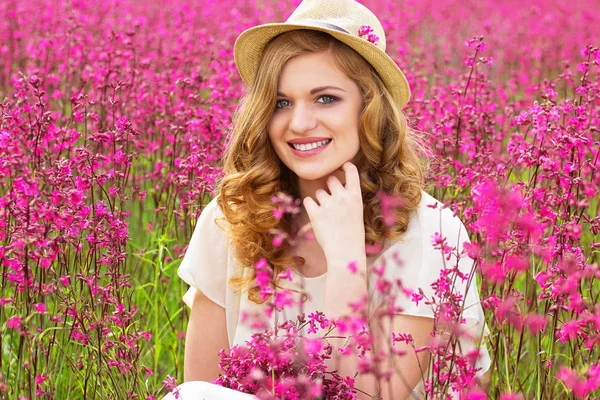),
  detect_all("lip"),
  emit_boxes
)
[287,137,332,144]
[288,139,331,158]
